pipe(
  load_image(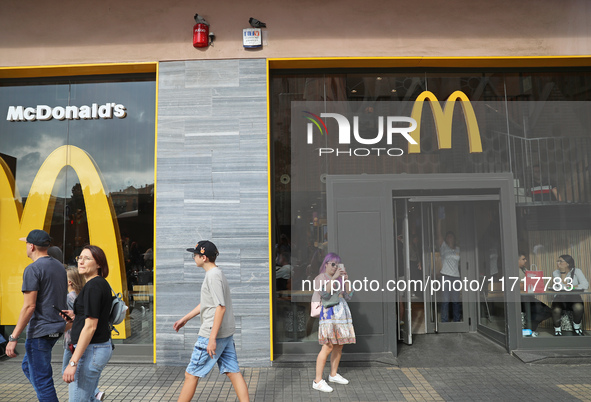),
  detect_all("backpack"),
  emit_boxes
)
[108,285,128,335]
